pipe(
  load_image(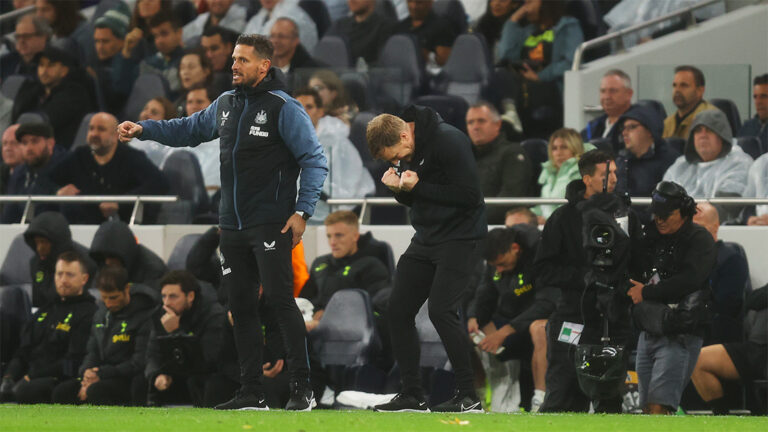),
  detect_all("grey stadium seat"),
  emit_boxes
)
[710,98,742,136]
[313,289,380,366]
[71,113,97,150]
[1,74,27,100]
[415,301,449,370]
[167,233,204,271]
[440,34,490,104]
[377,34,424,107]
[121,73,168,122]
[312,36,350,68]
[0,234,34,286]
